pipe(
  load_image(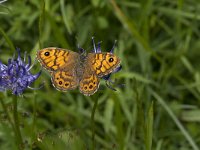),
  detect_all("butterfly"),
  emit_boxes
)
[36,38,122,96]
